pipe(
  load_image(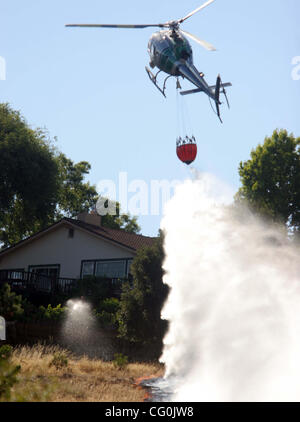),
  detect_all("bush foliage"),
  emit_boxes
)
[70,277,119,306]
[49,352,69,370]
[113,353,128,370]
[94,298,120,328]
[0,345,21,401]
[0,283,24,321]
[117,232,169,346]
